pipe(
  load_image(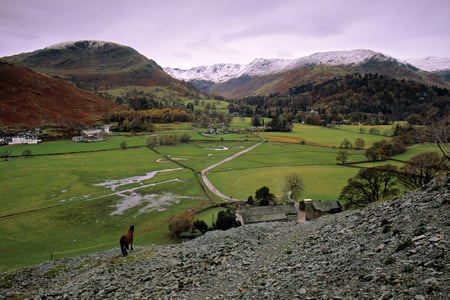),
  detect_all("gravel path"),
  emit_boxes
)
[201,140,265,202]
